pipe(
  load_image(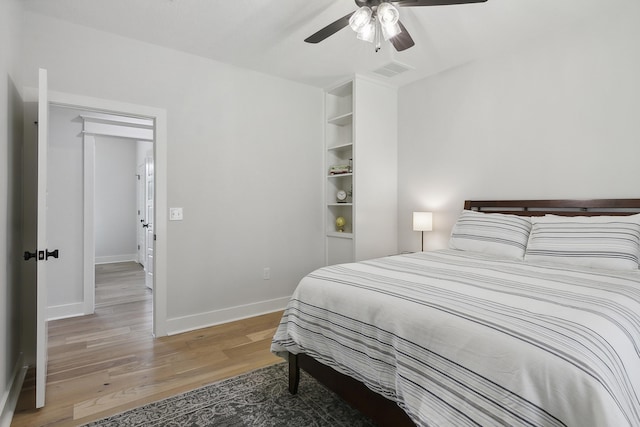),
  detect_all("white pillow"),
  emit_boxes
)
[524,214,640,270]
[449,210,532,260]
